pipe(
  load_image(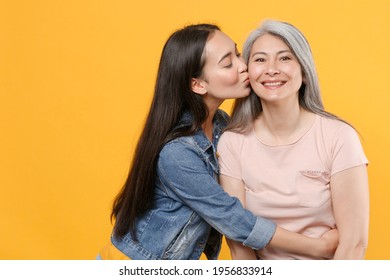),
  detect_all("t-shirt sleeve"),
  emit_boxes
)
[217,132,242,179]
[330,123,369,176]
